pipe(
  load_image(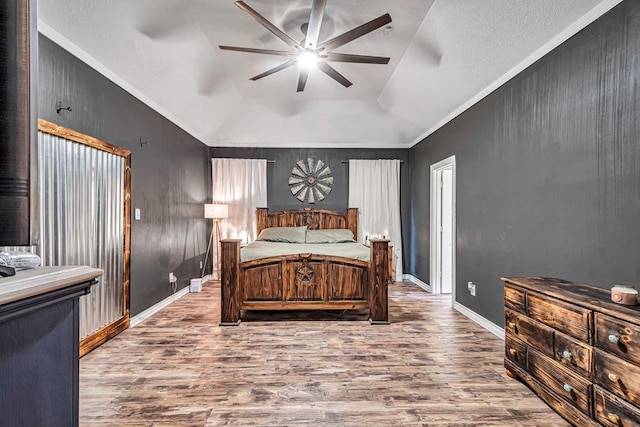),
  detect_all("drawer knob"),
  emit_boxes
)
[563,383,572,393]
[608,413,620,423]
[608,334,620,344]
[509,348,517,356]
[562,350,572,360]
[508,321,516,329]
[608,373,620,383]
